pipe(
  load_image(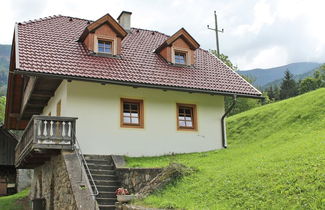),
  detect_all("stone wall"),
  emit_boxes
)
[17,169,33,192]
[30,153,77,210]
[115,168,163,194]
